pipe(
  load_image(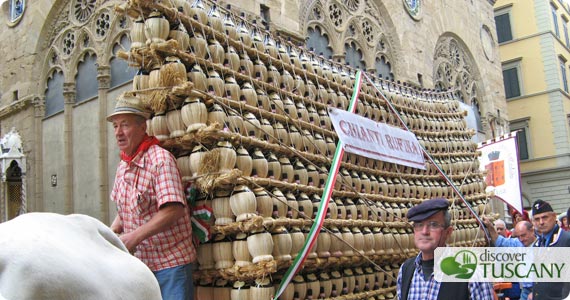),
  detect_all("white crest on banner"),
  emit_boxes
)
[328,107,426,170]
[477,133,523,214]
